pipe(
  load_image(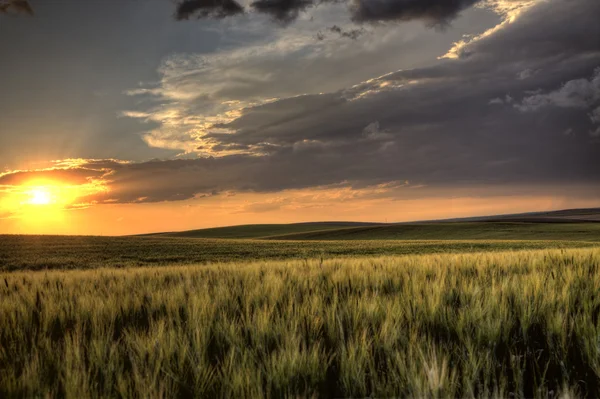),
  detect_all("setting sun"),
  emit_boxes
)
[0,177,108,233]
[27,187,53,206]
